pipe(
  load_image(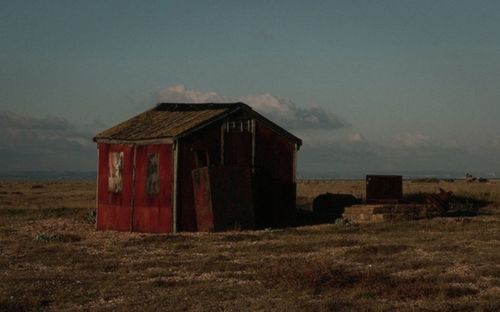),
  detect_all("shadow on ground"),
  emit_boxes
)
[295,193,361,226]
